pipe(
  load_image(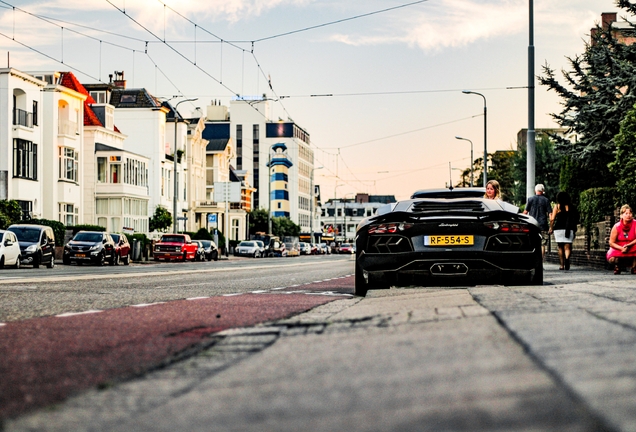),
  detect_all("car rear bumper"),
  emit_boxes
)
[358,250,540,286]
